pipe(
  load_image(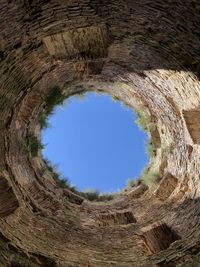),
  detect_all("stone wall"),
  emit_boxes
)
[0,0,200,266]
